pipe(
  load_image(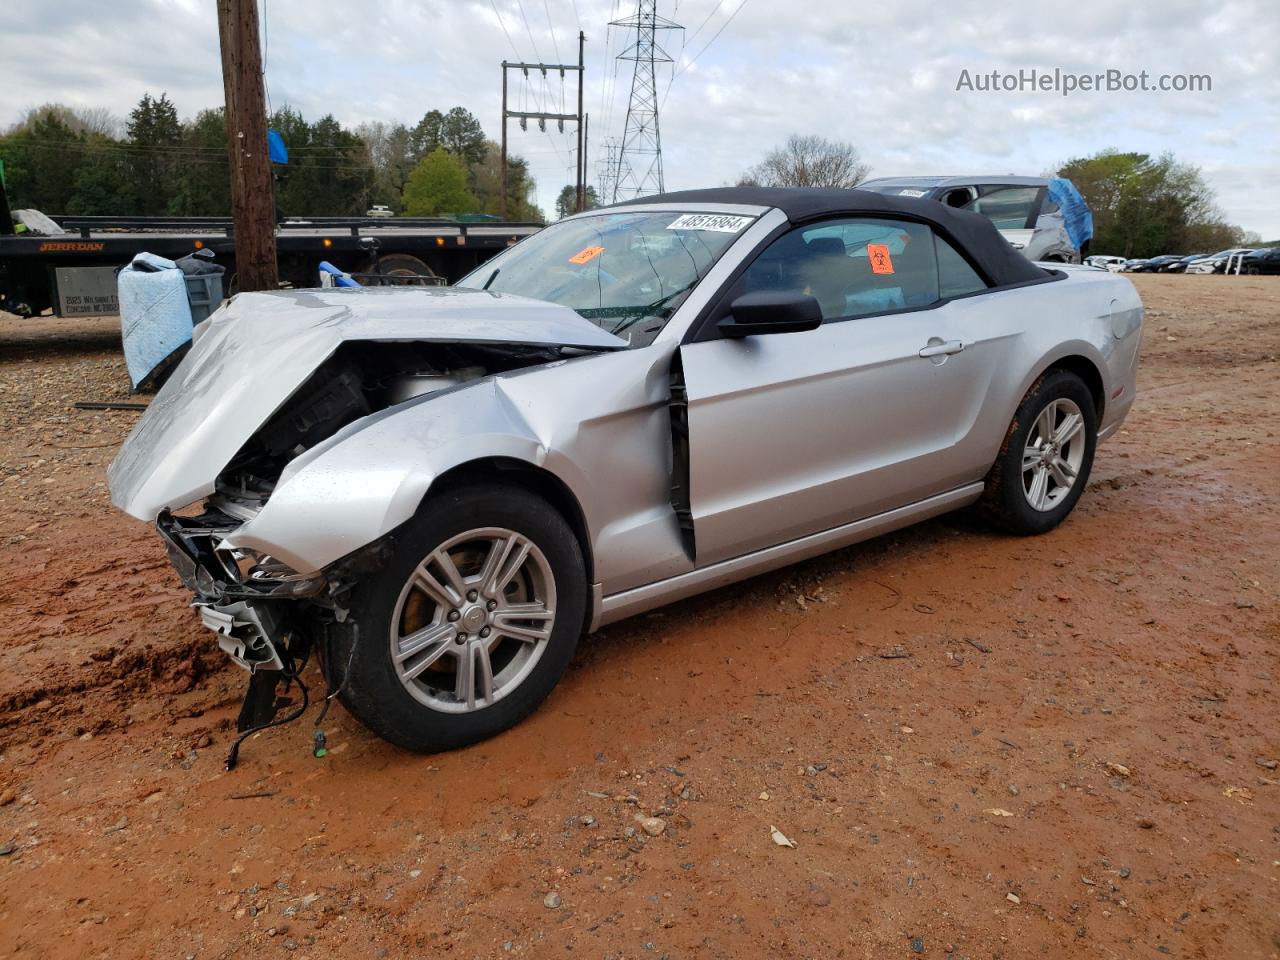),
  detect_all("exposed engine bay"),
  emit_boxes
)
[215,340,563,510]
